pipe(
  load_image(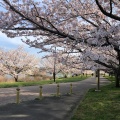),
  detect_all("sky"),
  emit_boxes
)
[0,31,45,57]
